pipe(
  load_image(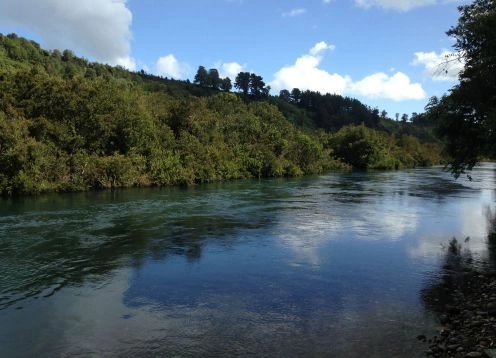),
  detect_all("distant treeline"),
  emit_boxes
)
[0,33,443,196]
